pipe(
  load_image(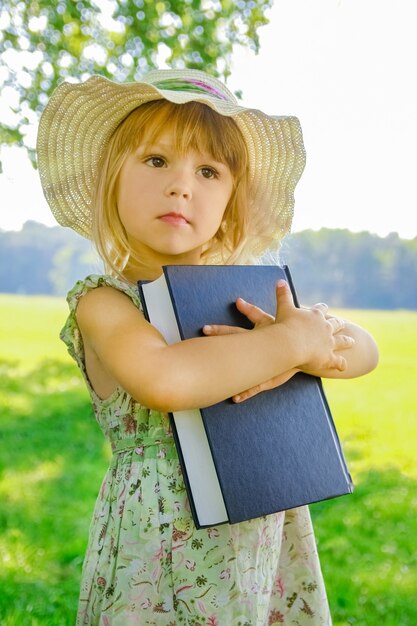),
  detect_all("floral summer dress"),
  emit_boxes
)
[62,274,332,626]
